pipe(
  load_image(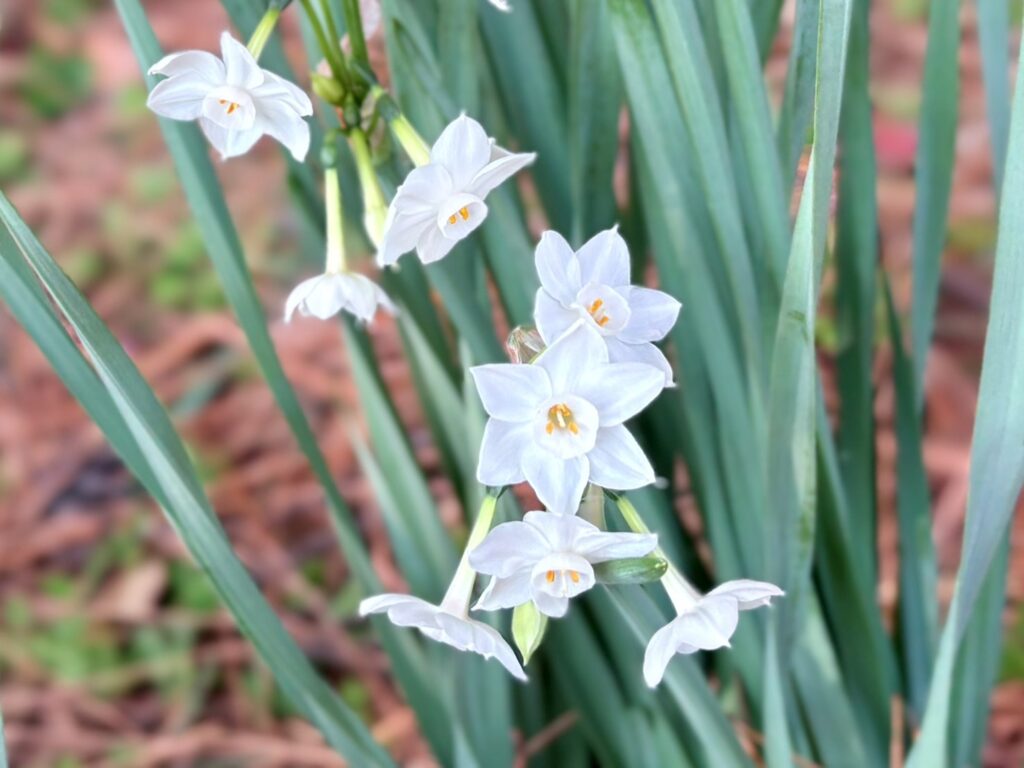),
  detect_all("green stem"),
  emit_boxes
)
[373,86,431,166]
[246,6,282,59]
[298,0,349,88]
[324,164,346,274]
[439,493,498,615]
[612,493,700,611]
[342,0,371,70]
[348,128,388,247]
